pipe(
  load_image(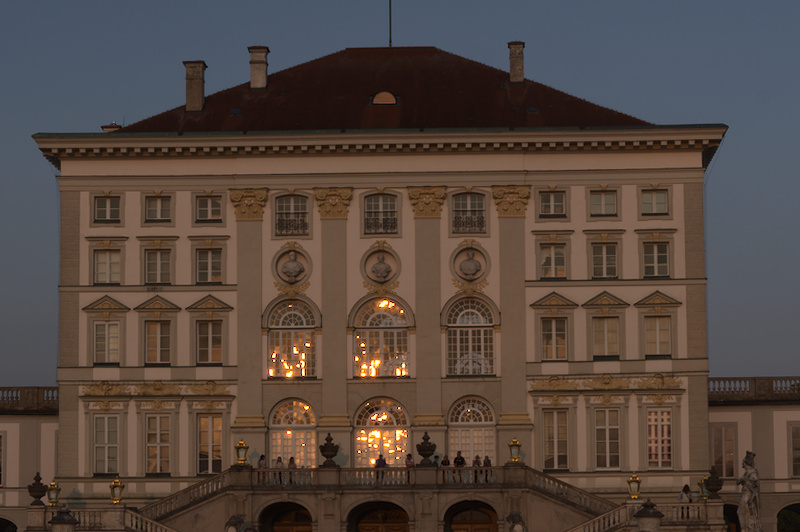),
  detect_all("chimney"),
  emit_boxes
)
[507,41,525,84]
[248,46,270,90]
[183,60,207,113]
